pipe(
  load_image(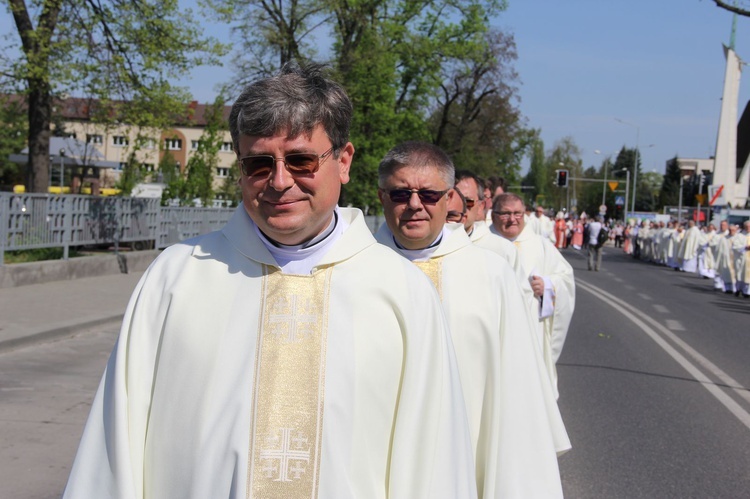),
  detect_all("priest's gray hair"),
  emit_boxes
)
[492,192,525,212]
[378,141,454,188]
[229,62,352,155]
